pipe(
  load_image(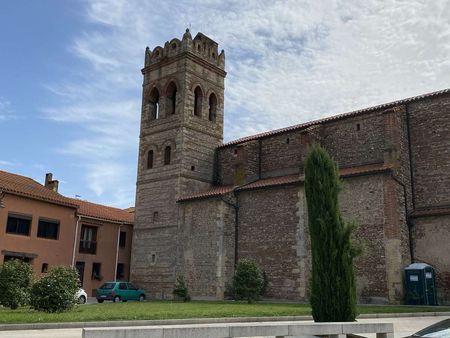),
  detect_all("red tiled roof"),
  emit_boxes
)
[0,170,134,224]
[177,185,235,202]
[412,207,450,218]
[69,198,134,224]
[220,88,450,148]
[178,163,391,201]
[0,170,78,208]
